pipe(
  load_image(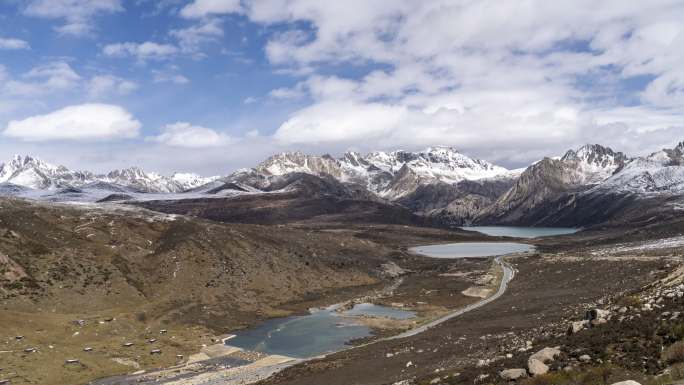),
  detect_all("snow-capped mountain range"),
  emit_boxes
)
[254,147,518,198]
[593,142,684,194]
[1,141,683,206]
[0,155,218,193]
